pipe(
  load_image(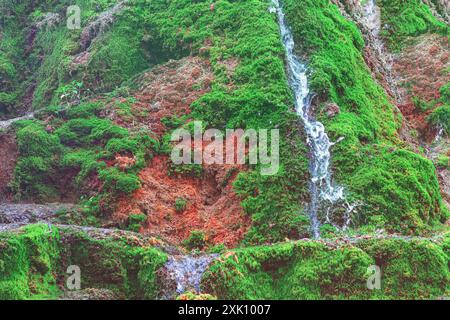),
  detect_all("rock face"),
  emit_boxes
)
[113,155,250,248]
[106,56,250,247]
[394,34,450,142]
[0,133,18,201]
[105,57,214,136]
[0,203,73,231]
